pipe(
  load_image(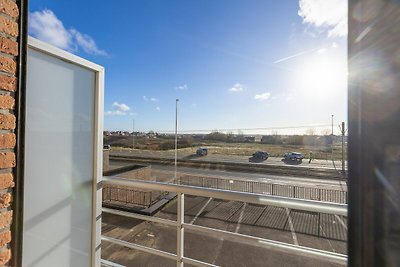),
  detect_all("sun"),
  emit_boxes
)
[295,53,347,99]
